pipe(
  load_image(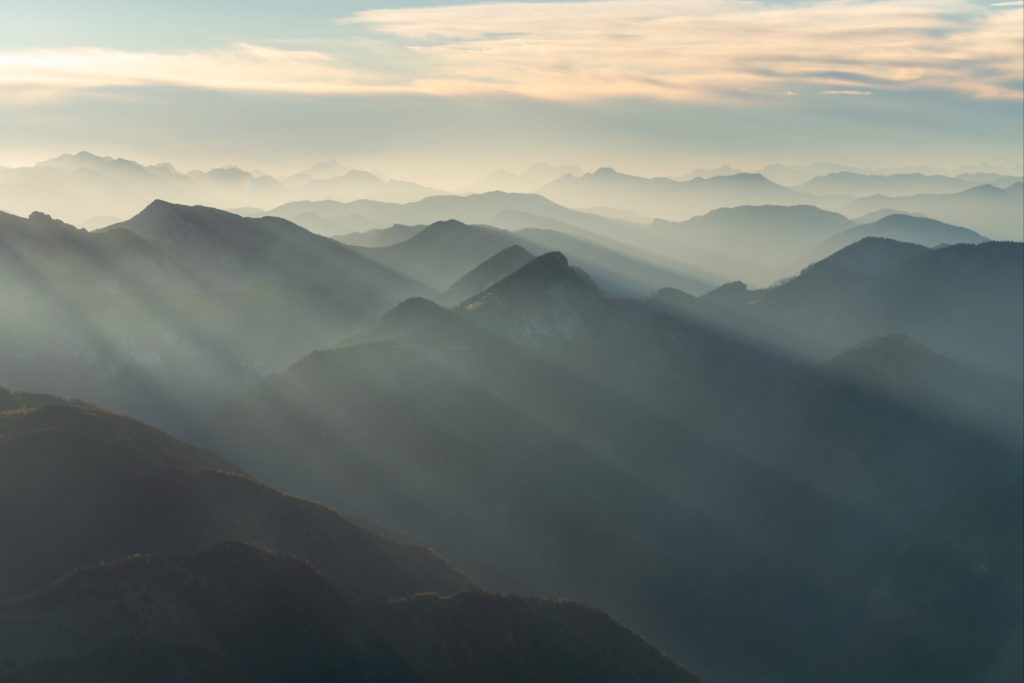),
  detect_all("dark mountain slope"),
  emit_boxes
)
[817,481,1023,683]
[439,245,534,305]
[461,252,606,342]
[0,542,699,683]
[826,333,1023,448]
[0,390,469,602]
[215,251,1020,682]
[704,238,1024,377]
